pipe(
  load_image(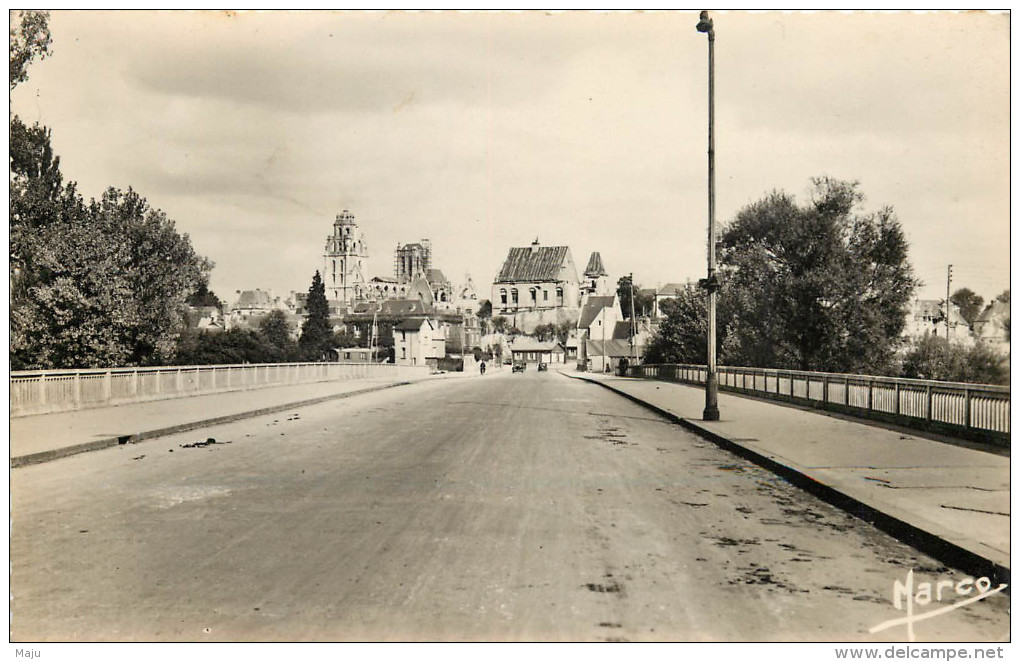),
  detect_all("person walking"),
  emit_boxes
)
[479,360,486,376]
